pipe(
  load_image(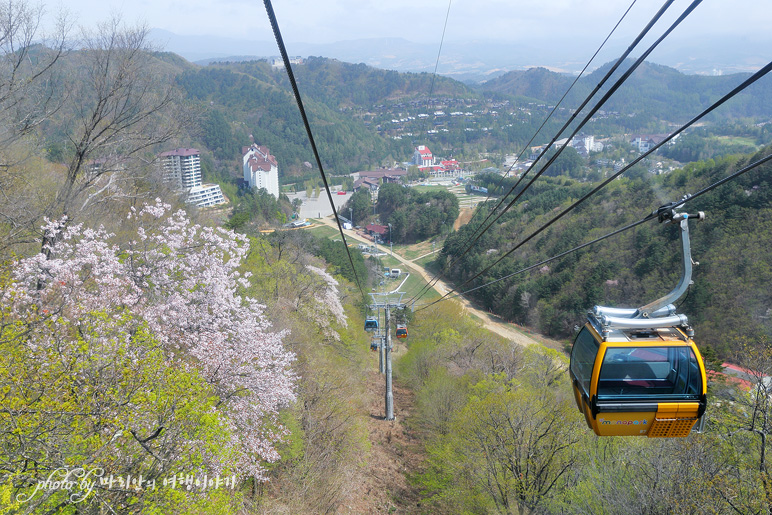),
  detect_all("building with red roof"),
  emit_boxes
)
[365,224,389,242]
[243,144,280,198]
[441,159,460,171]
[412,145,434,168]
